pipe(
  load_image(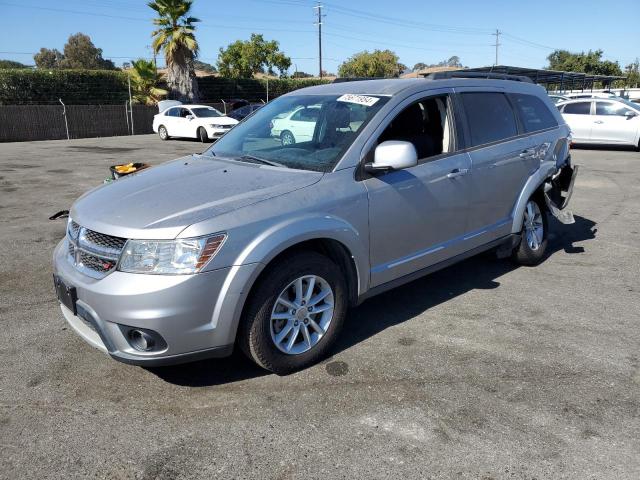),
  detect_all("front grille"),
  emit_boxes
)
[78,250,118,273]
[67,222,127,279]
[83,230,126,251]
